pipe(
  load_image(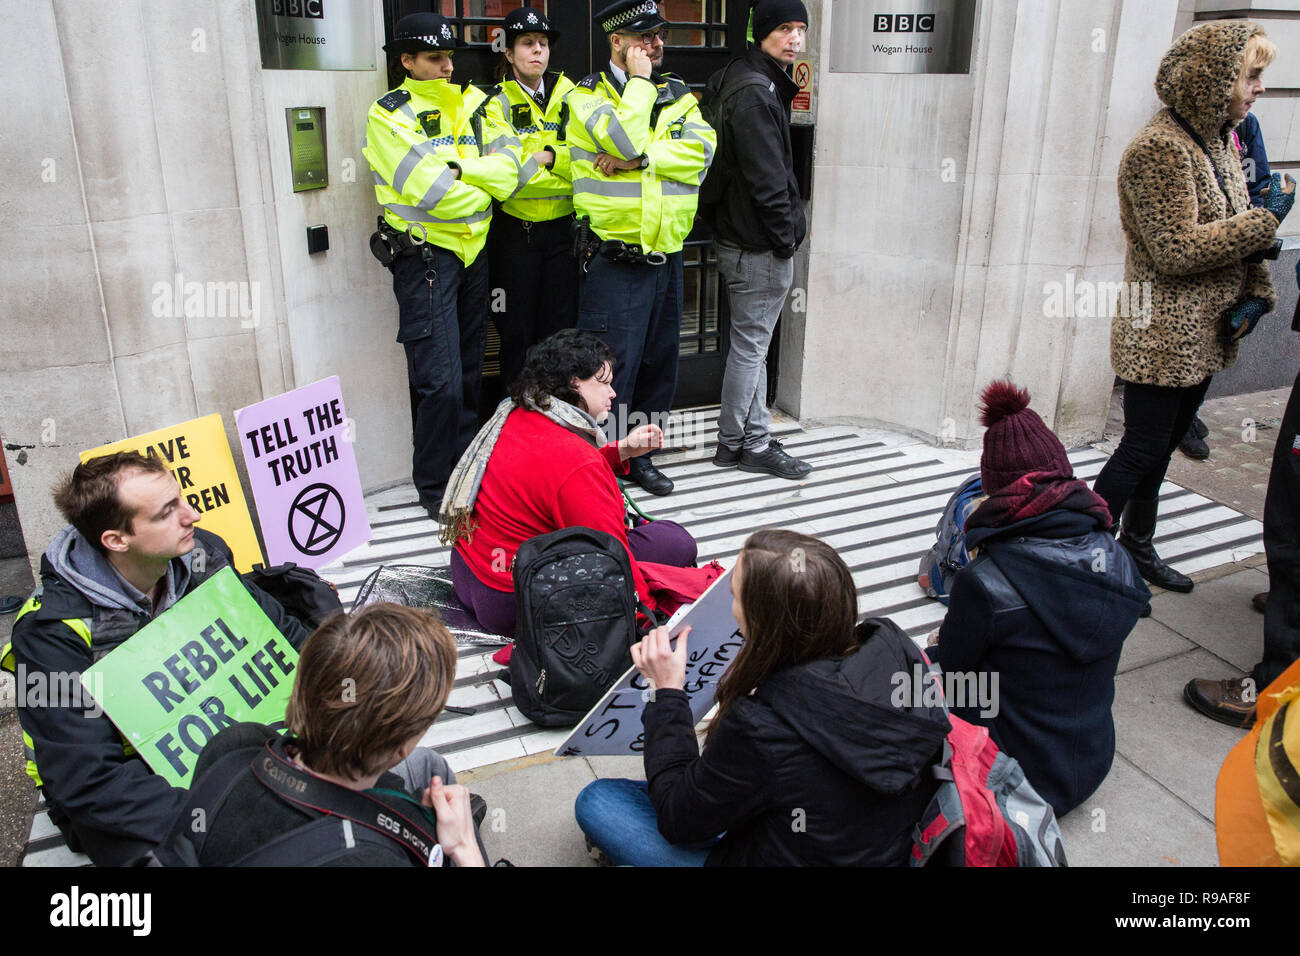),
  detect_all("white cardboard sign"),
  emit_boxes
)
[554,567,743,758]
